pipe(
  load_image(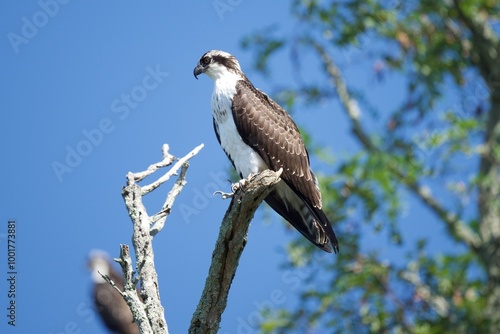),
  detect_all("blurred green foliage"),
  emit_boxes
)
[241,0,500,332]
